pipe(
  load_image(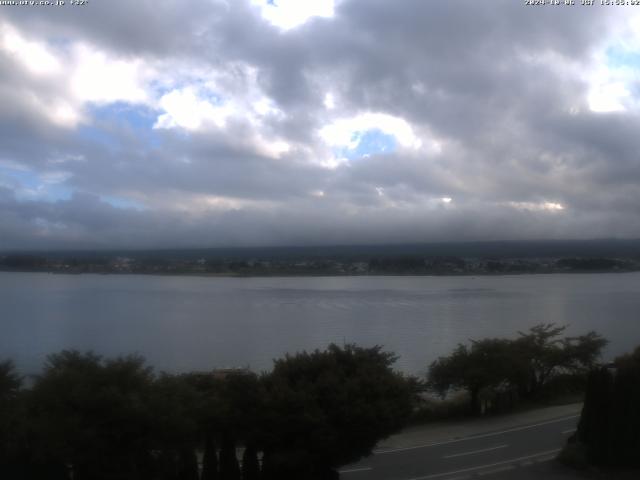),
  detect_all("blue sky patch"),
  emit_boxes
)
[336,129,398,160]
[605,46,640,70]
[101,195,146,211]
[79,103,162,150]
[0,166,73,202]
